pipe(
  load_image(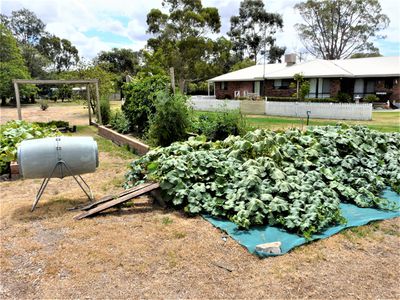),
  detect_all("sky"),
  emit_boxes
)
[1,0,399,60]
